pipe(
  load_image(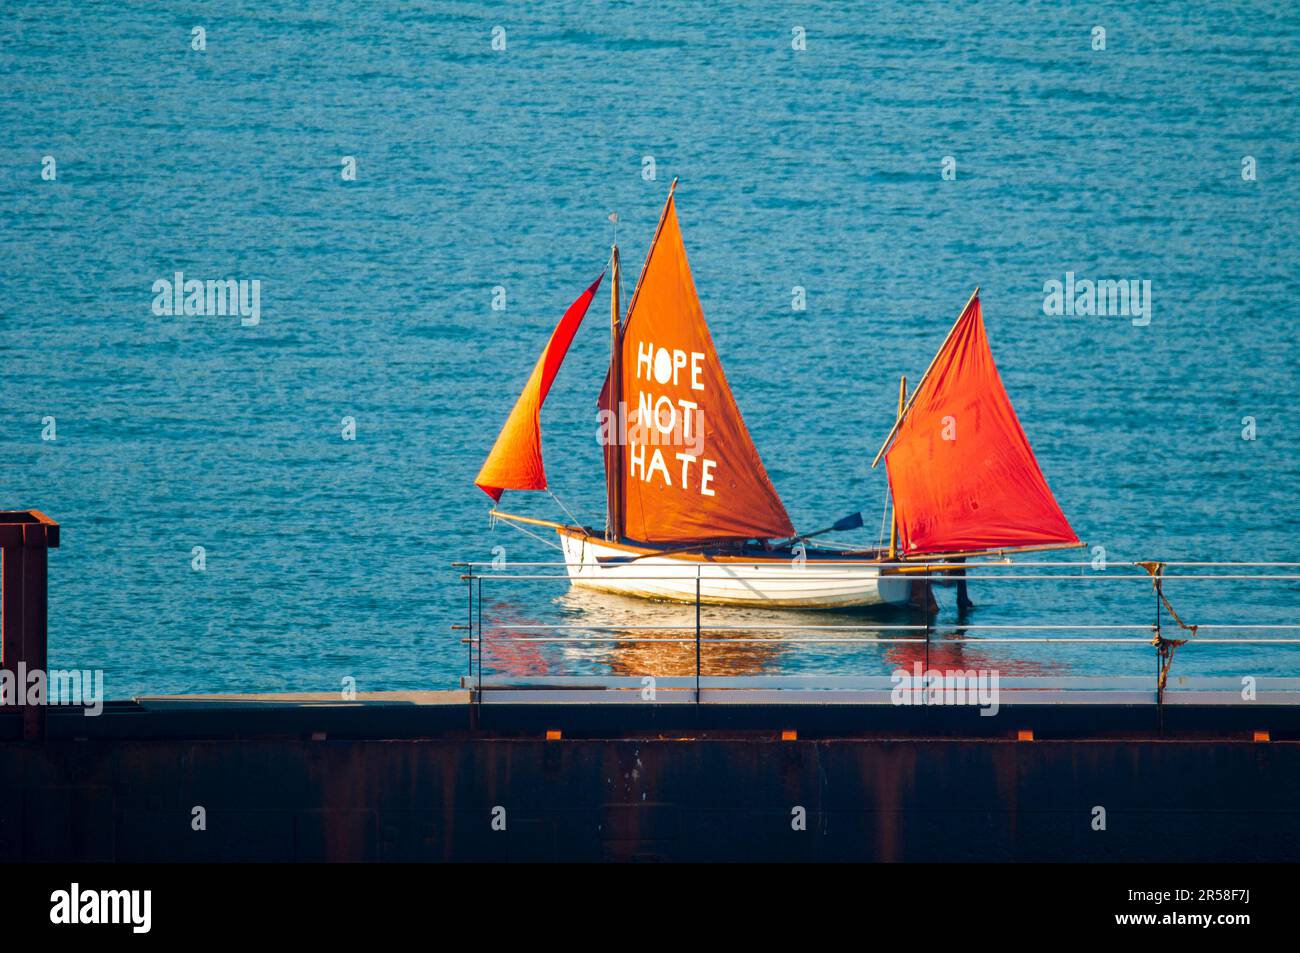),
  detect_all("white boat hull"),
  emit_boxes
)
[558,530,912,609]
